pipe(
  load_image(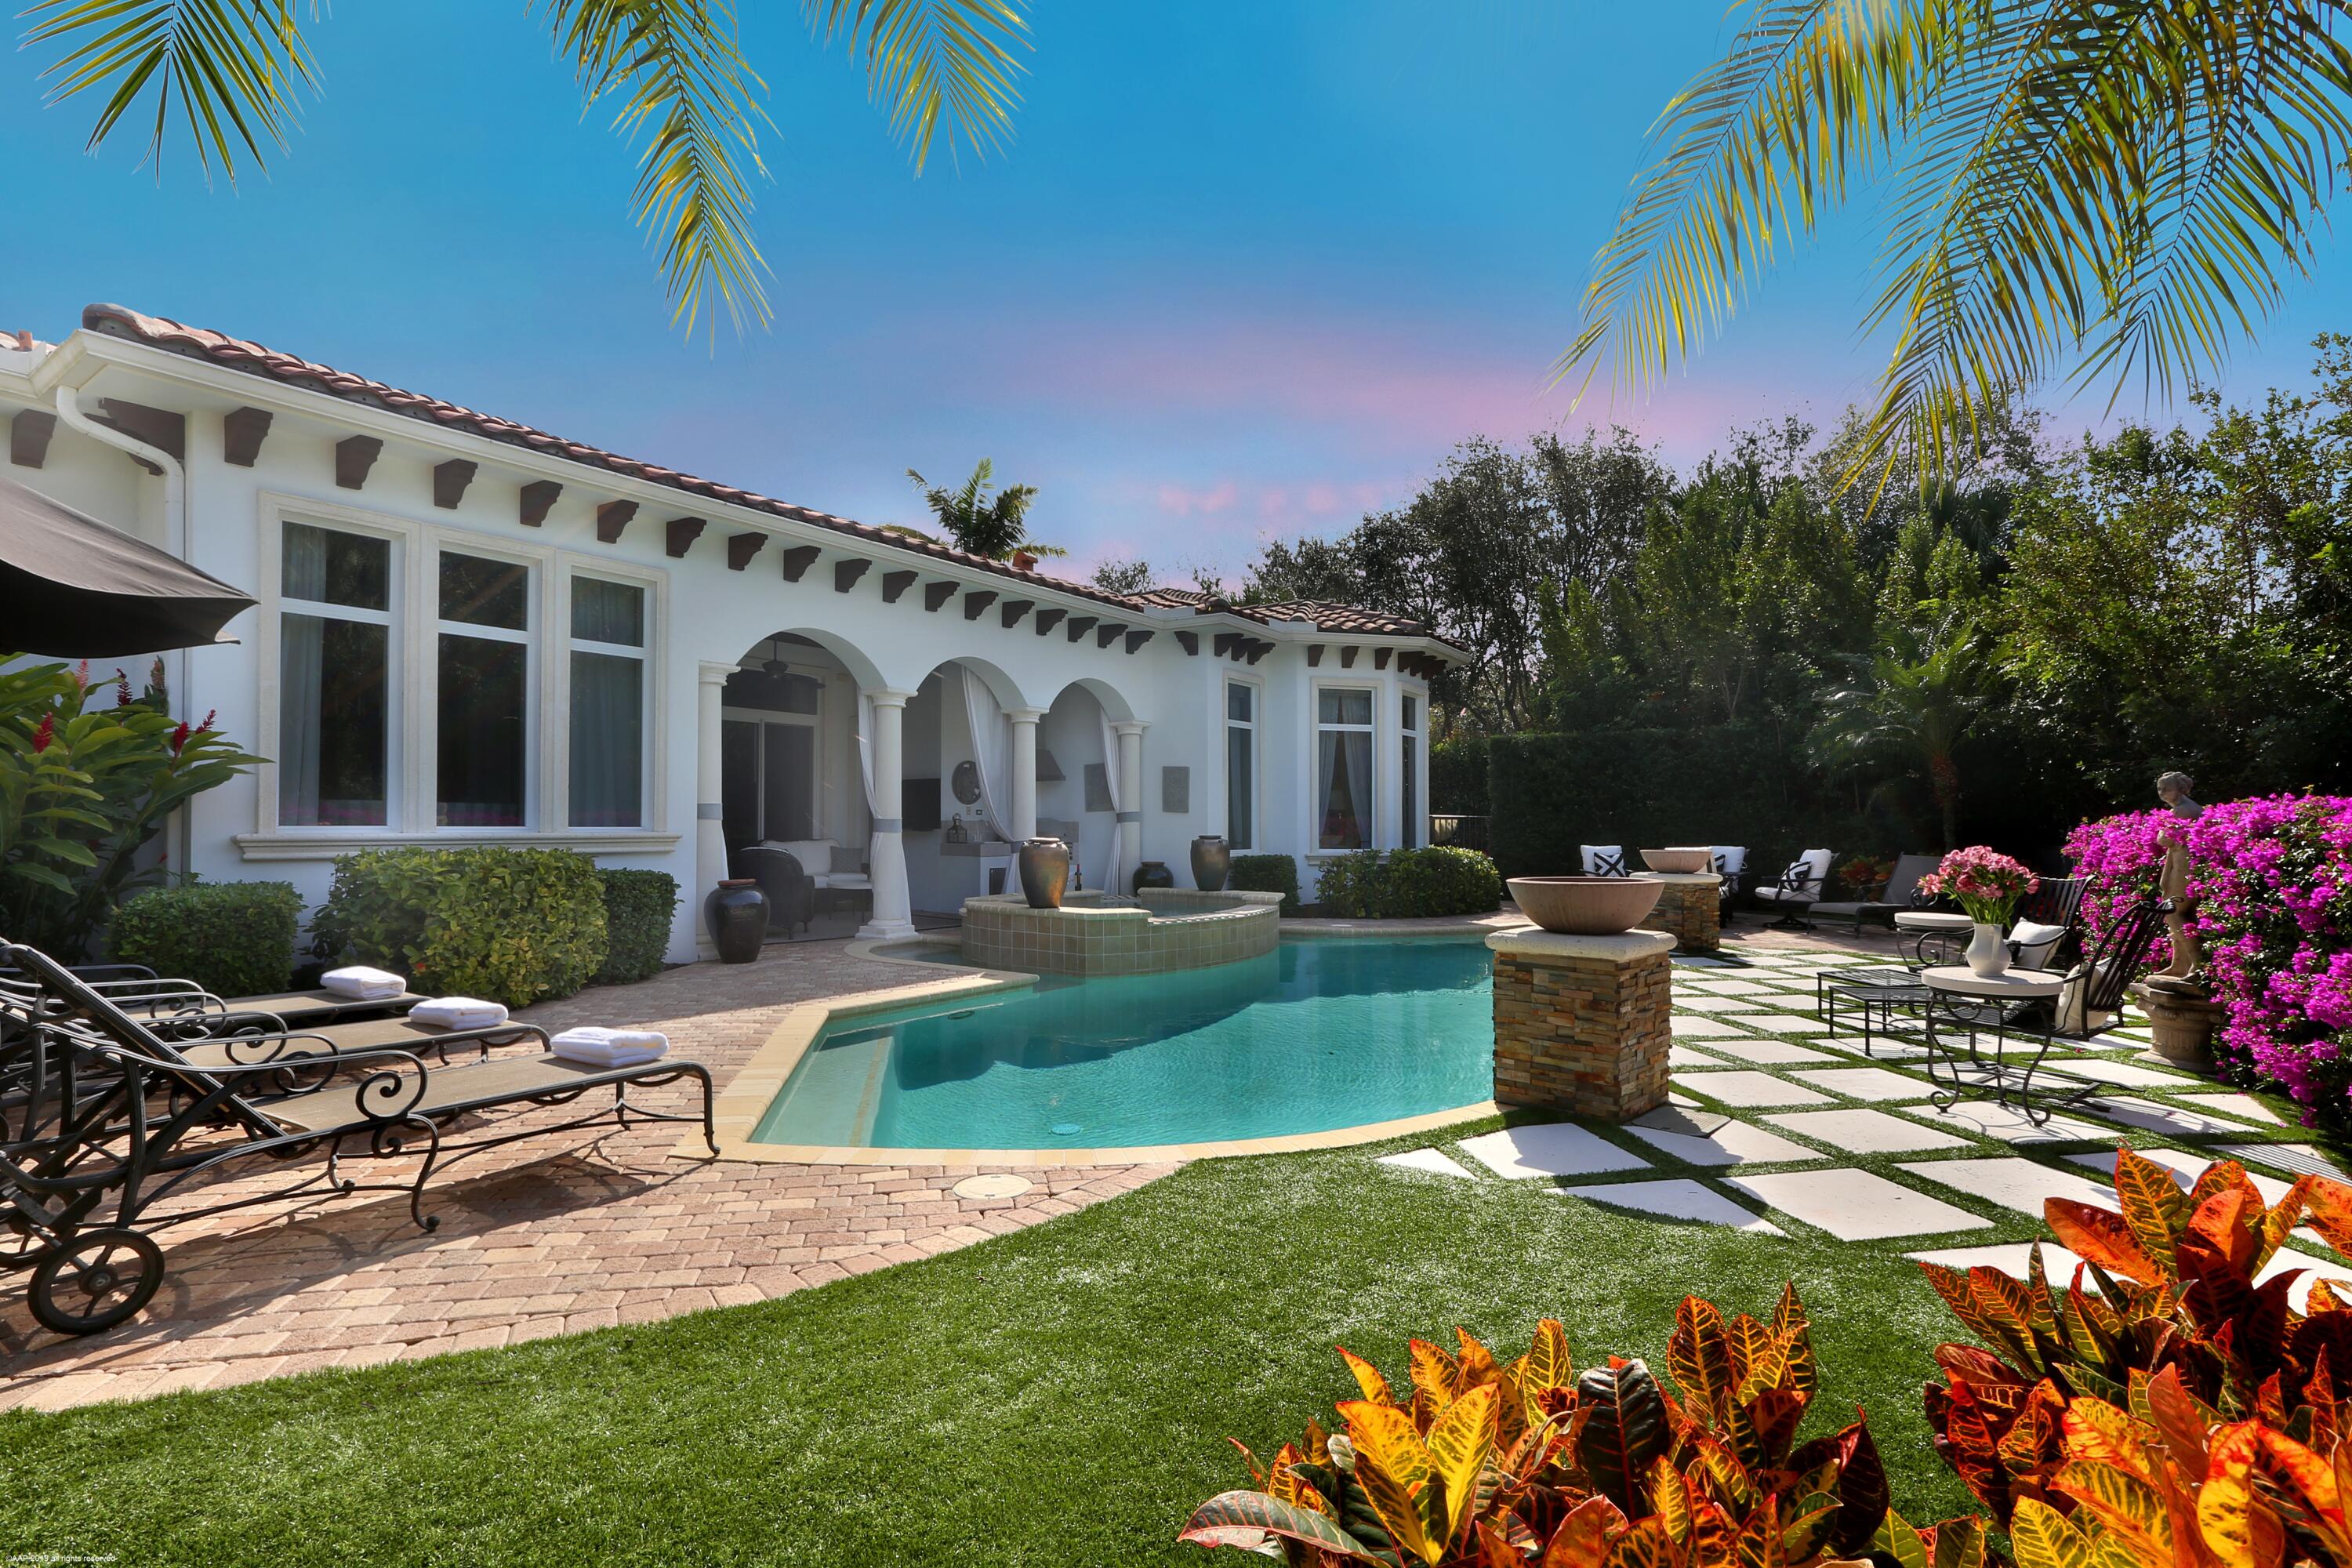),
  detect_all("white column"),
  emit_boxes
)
[858,688,917,940]
[1007,707,1044,844]
[1113,720,1148,895]
[694,660,736,956]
